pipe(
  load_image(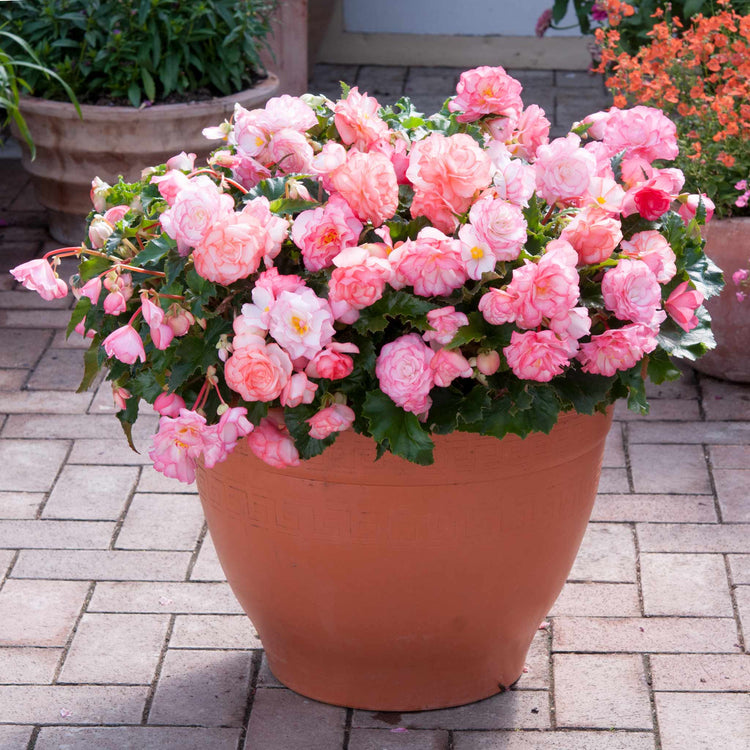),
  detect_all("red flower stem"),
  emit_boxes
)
[191,380,209,411]
[213,382,228,405]
[127,308,142,327]
[541,205,556,224]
